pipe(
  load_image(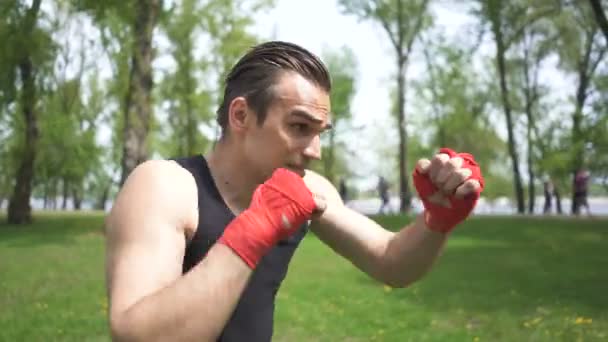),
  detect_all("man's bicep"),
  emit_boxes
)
[106,219,186,315]
[105,161,194,316]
